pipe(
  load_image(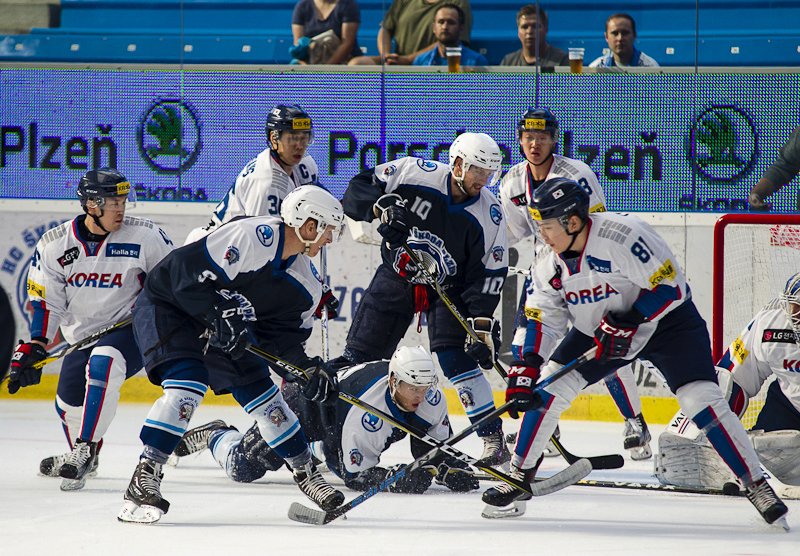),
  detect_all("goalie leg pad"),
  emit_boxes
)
[654,430,736,489]
[750,430,800,486]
